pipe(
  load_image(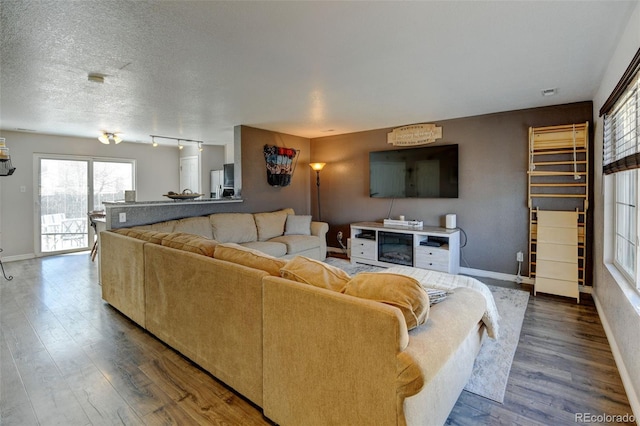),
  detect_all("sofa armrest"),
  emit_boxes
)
[263,276,413,426]
[310,220,328,237]
[310,221,328,260]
